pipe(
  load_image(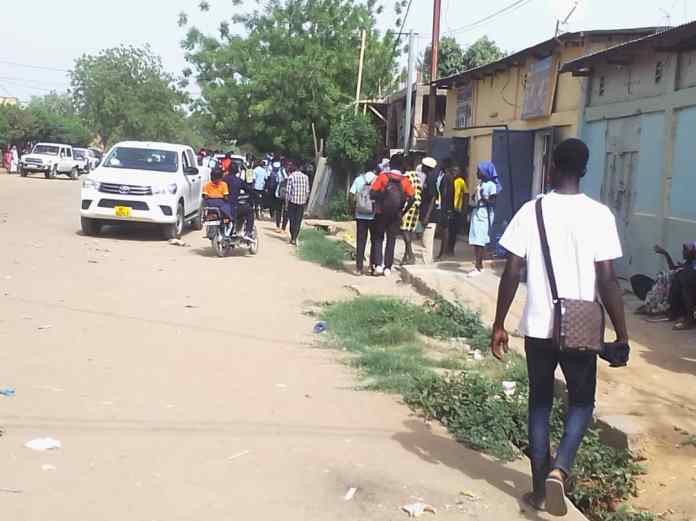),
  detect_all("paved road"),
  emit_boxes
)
[0,174,578,521]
